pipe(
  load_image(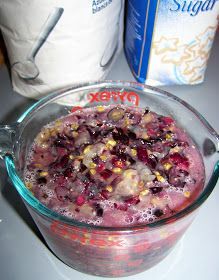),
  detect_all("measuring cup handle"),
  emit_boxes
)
[29,7,64,60]
[0,124,18,160]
